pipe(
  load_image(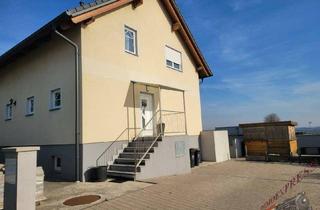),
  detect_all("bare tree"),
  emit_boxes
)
[264,113,280,122]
